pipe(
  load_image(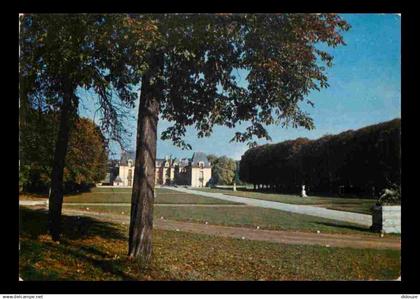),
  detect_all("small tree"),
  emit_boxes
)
[211,156,237,185]
[64,118,109,189]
